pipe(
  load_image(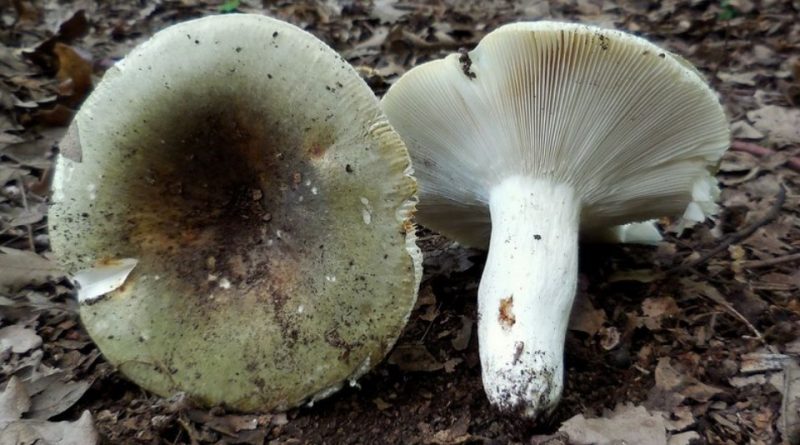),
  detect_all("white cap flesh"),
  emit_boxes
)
[382,21,729,417]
